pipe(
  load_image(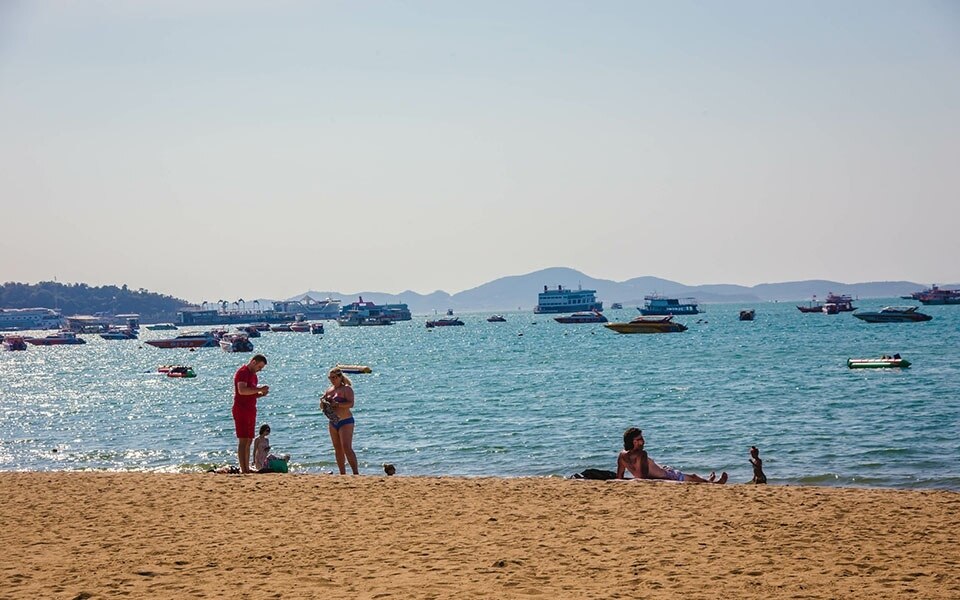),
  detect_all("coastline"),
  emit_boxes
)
[3,473,958,599]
